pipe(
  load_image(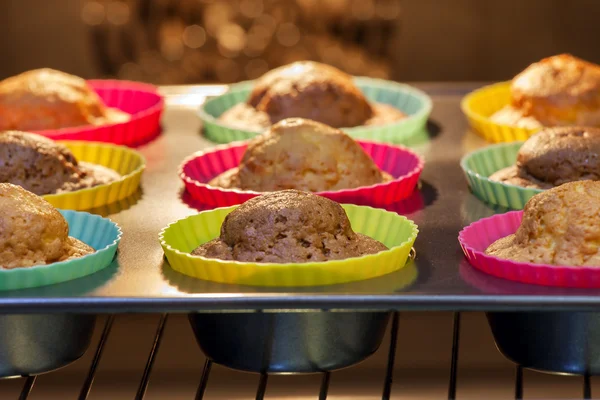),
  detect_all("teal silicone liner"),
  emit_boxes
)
[460,141,543,210]
[0,210,122,291]
[199,77,432,144]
